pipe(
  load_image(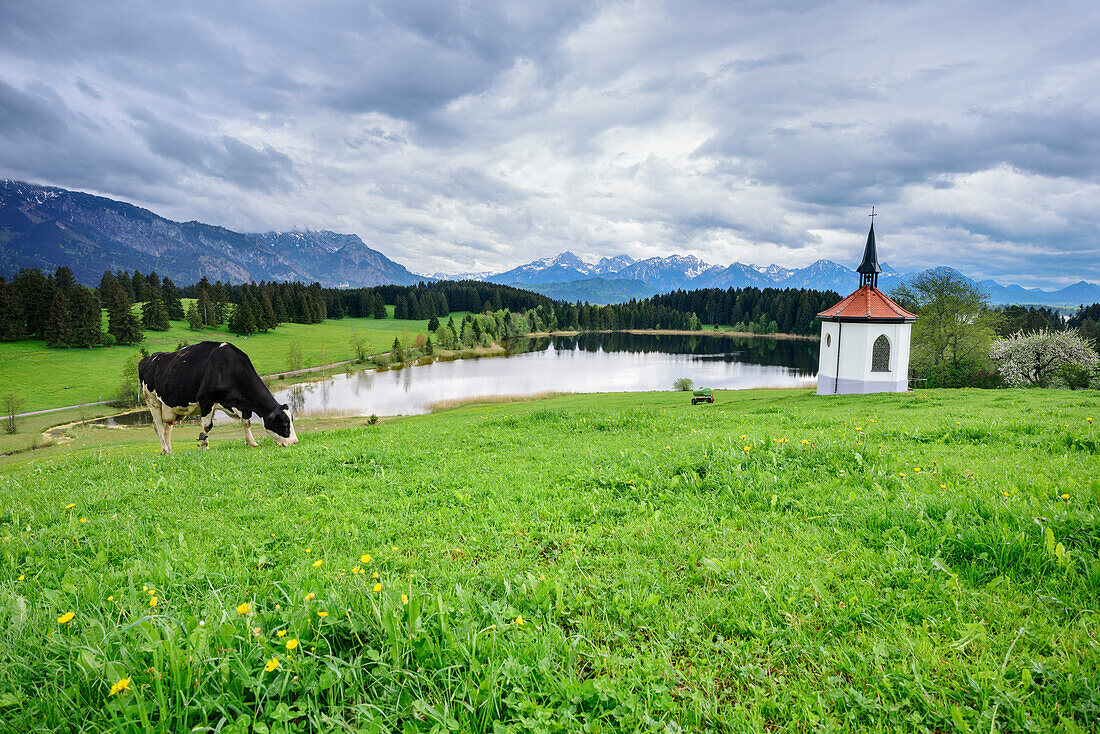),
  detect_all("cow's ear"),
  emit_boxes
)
[280,403,290,413]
